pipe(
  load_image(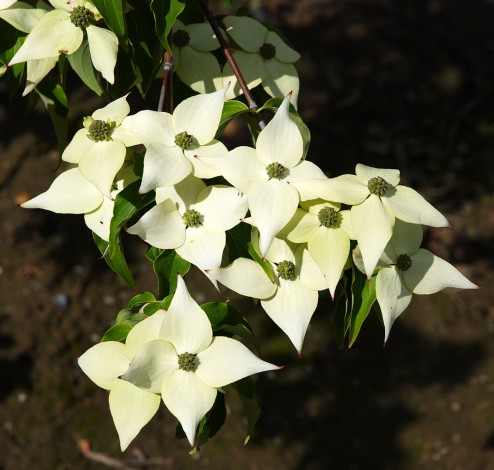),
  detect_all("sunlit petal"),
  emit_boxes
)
[177,228,226,272]
[263,60,299,106]
[123,110,174,147]
[355,163,400,187]
[86,25,118,84]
